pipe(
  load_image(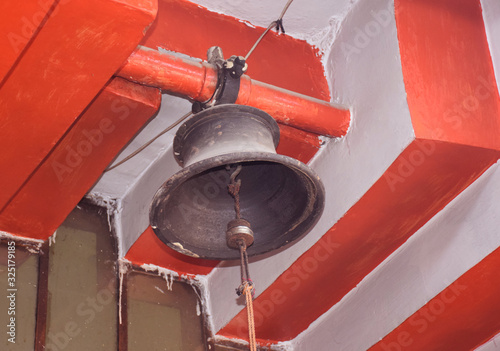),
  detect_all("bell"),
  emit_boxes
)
[149,104,325,260]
